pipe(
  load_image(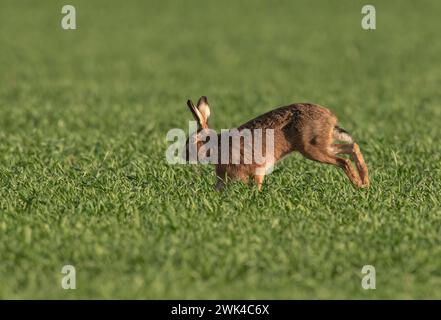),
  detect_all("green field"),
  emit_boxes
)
[0,0,440,299]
